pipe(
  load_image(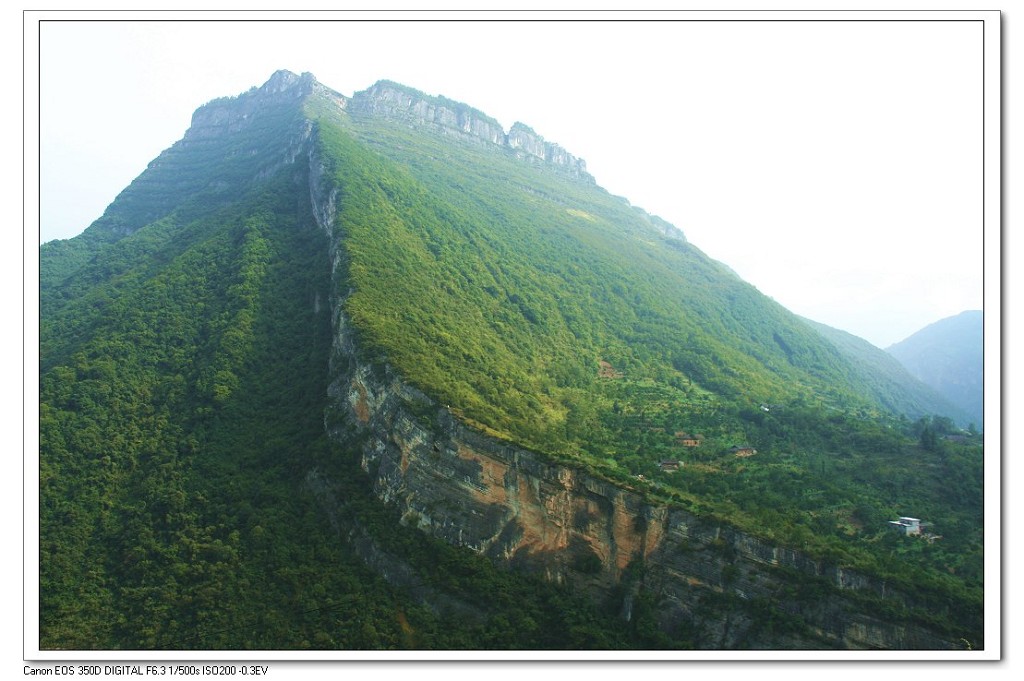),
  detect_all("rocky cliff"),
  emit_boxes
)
[331,361,957,648]
[303,141,959,650]
[267,66,982,650]
[95,70,325,238]
[347,80,593,181]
